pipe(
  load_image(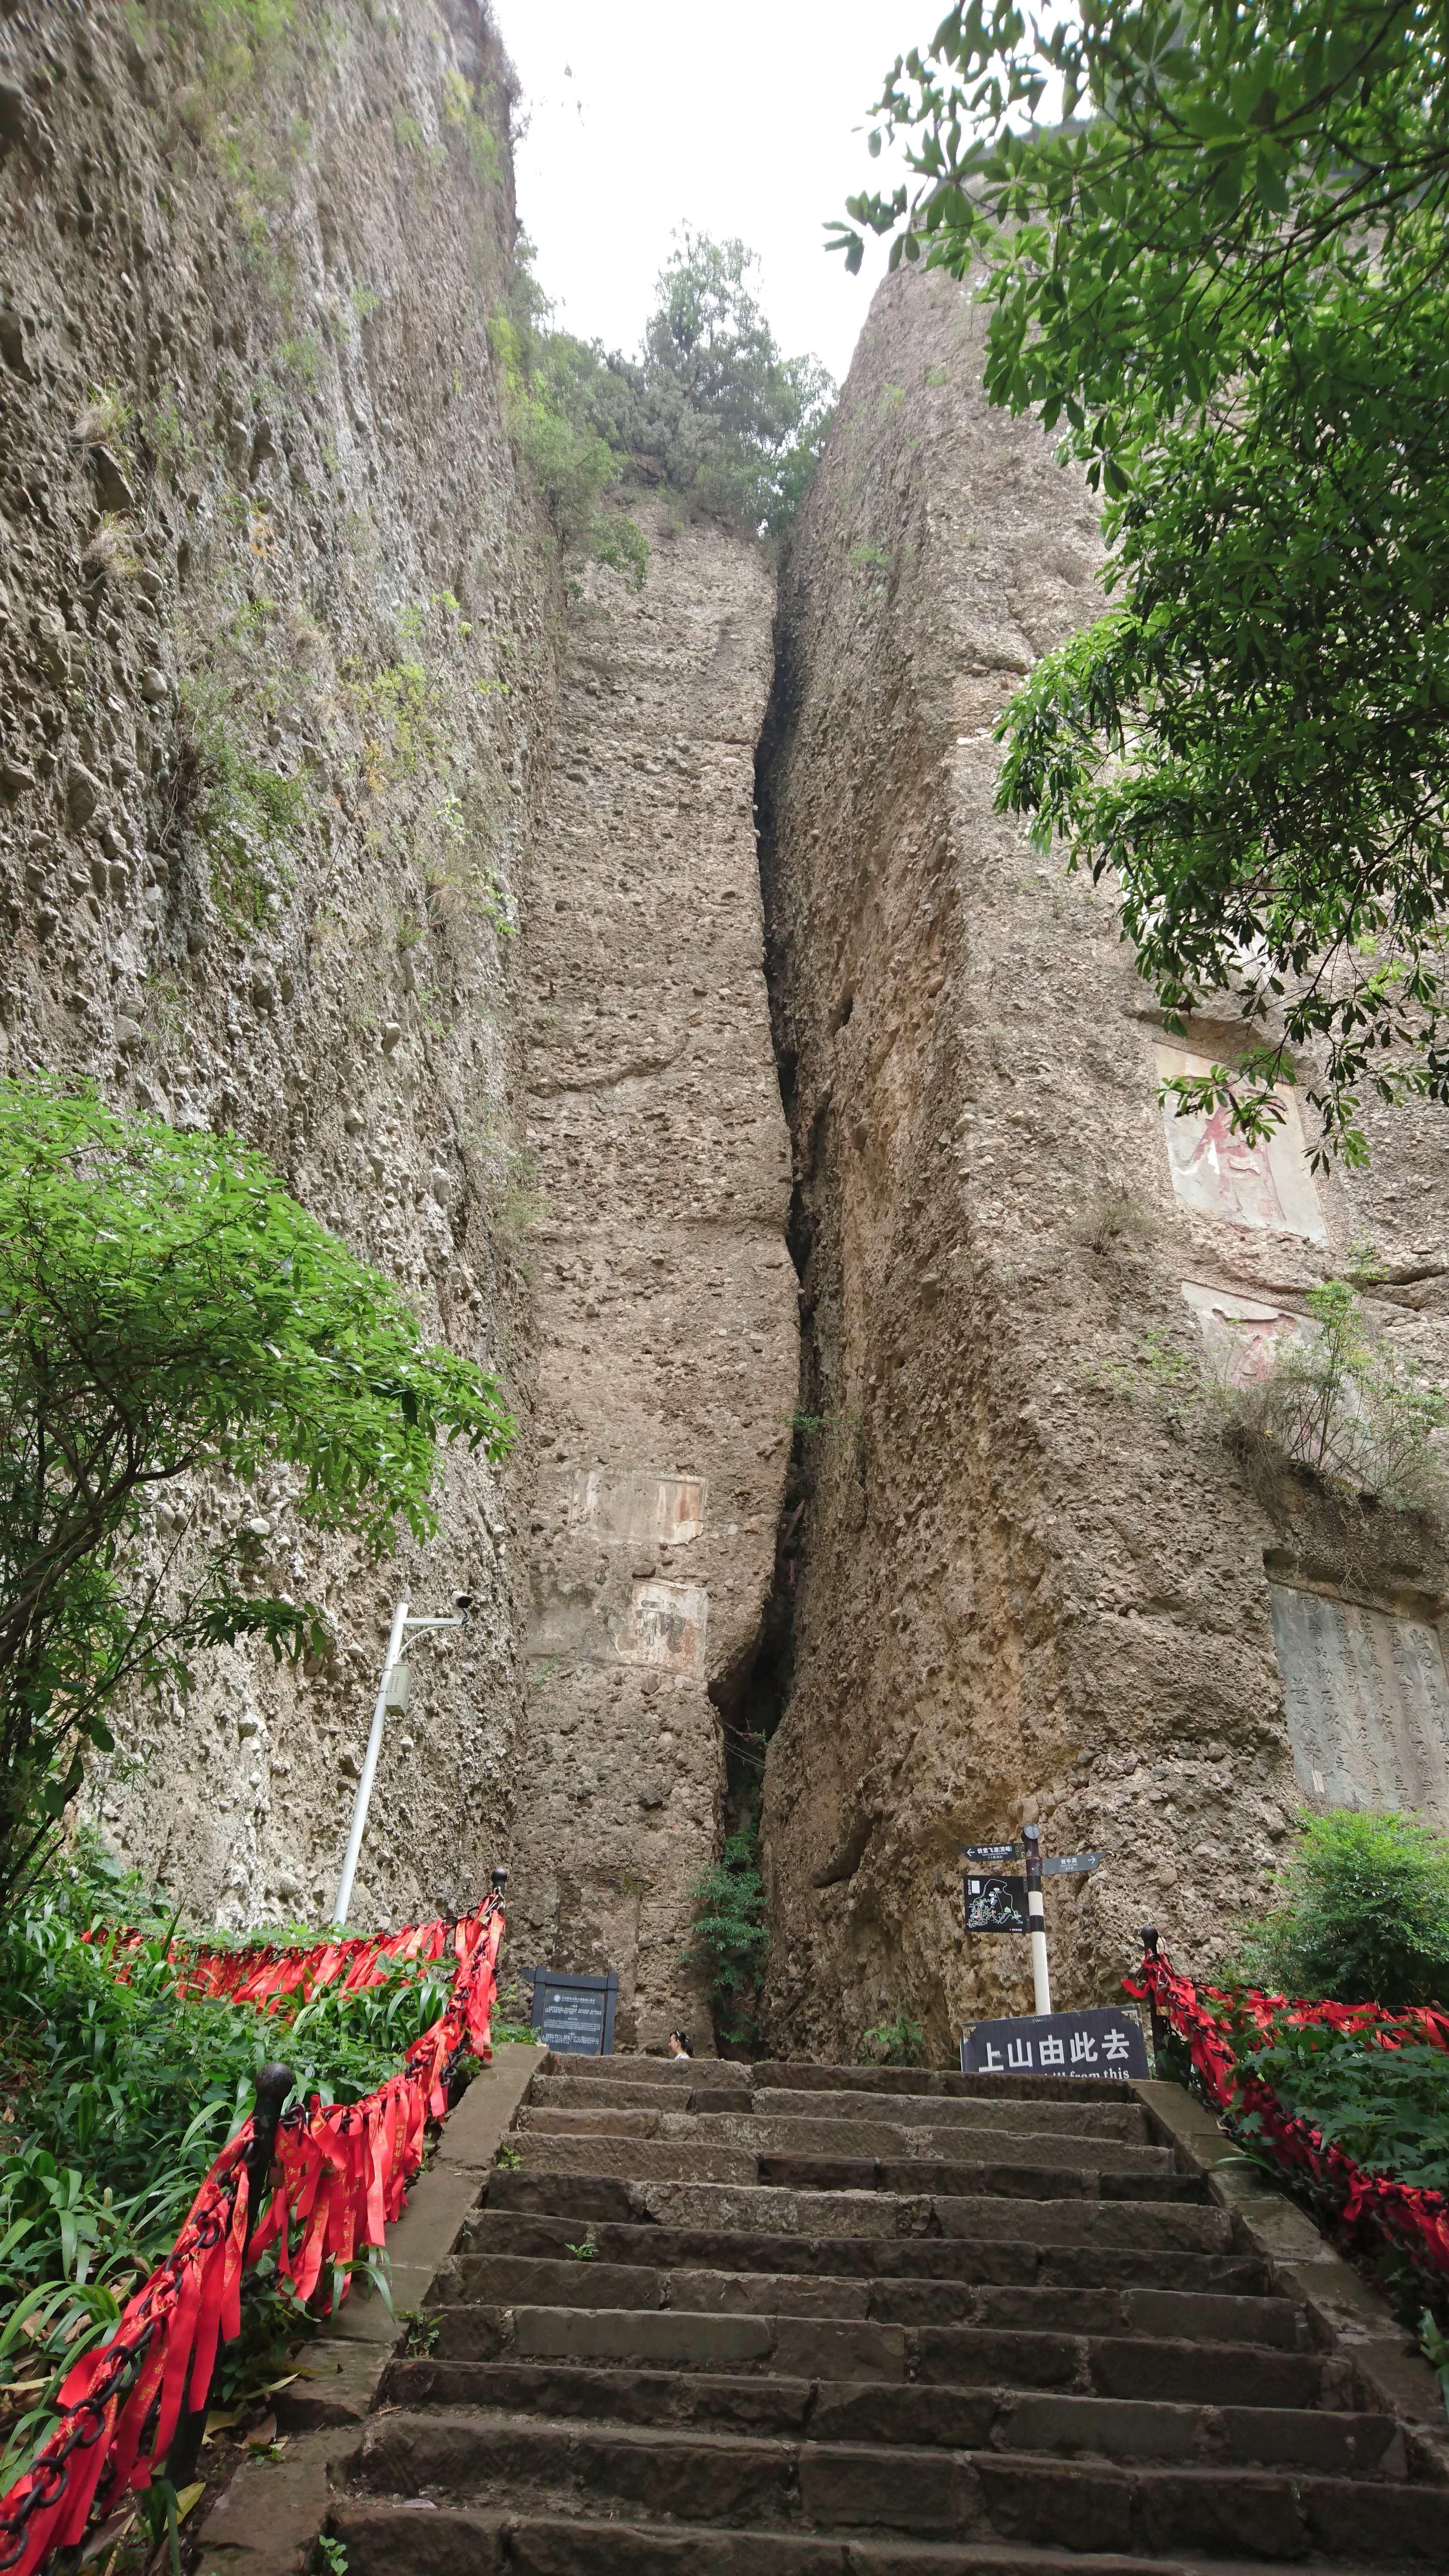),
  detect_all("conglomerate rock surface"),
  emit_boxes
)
[0,0,556,1929]
[755,267,1449,2064]
[4,4,1449,2050]
[509,504,797,2050]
